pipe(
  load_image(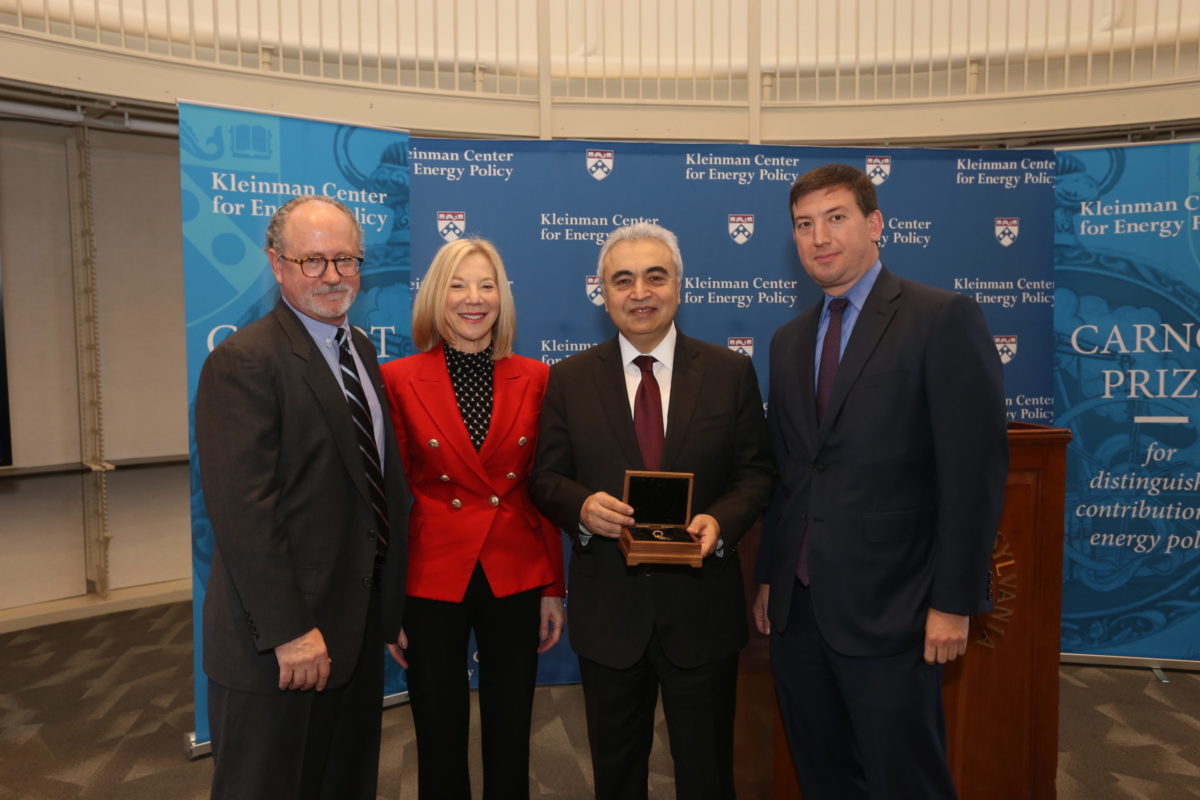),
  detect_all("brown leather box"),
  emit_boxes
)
[619,470,701,568]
